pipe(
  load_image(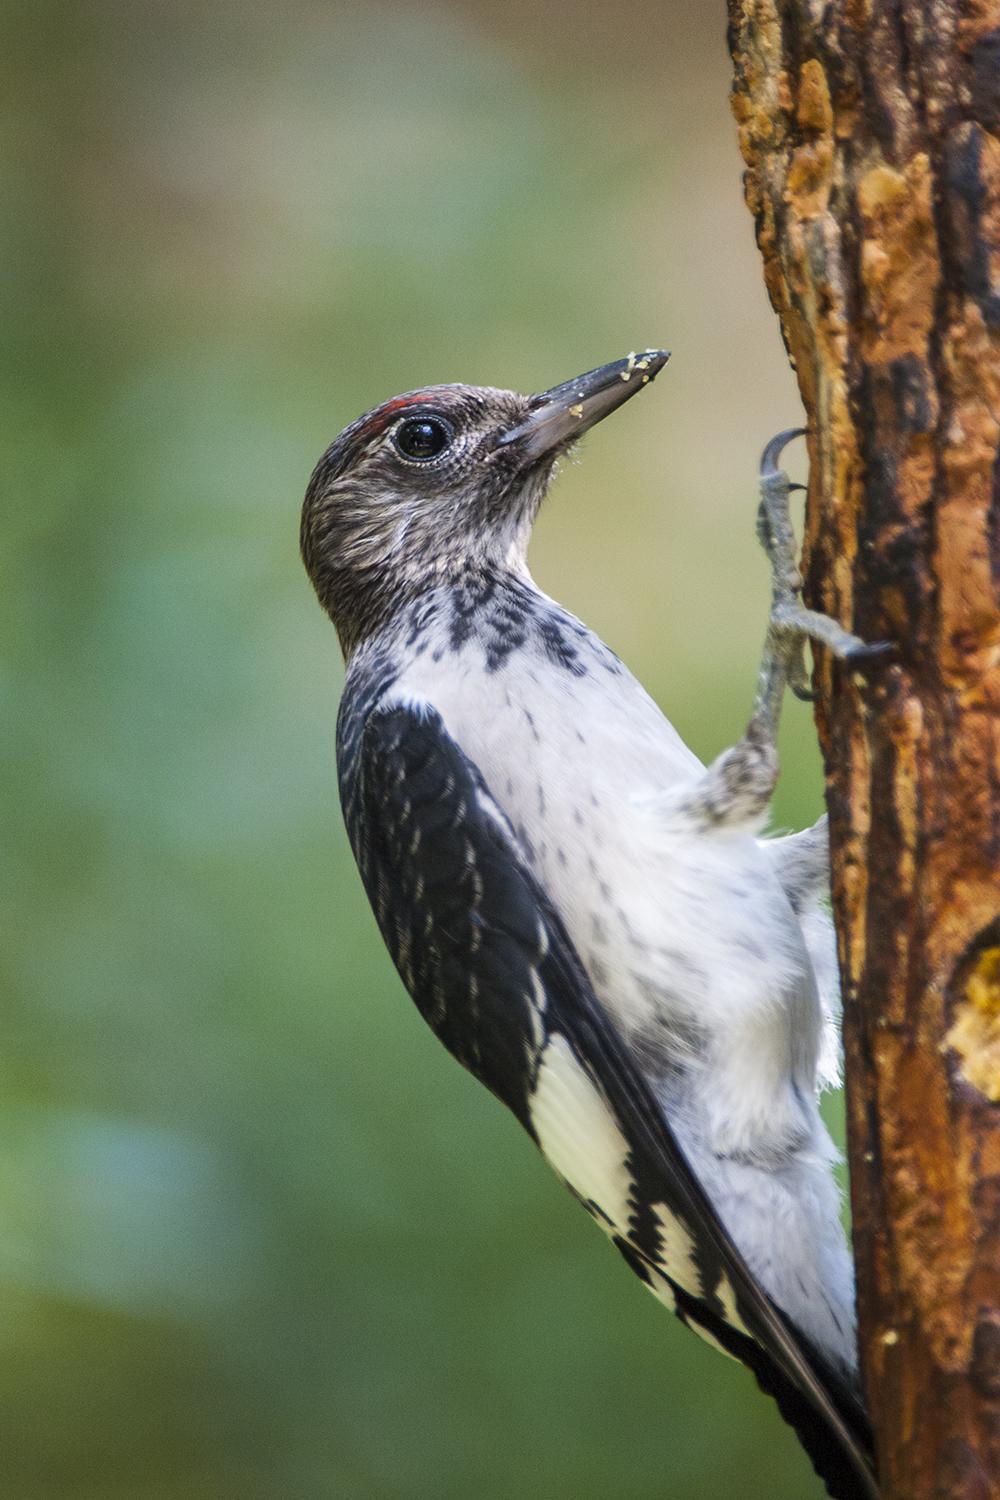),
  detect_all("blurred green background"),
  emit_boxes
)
[3,2,839,1496]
